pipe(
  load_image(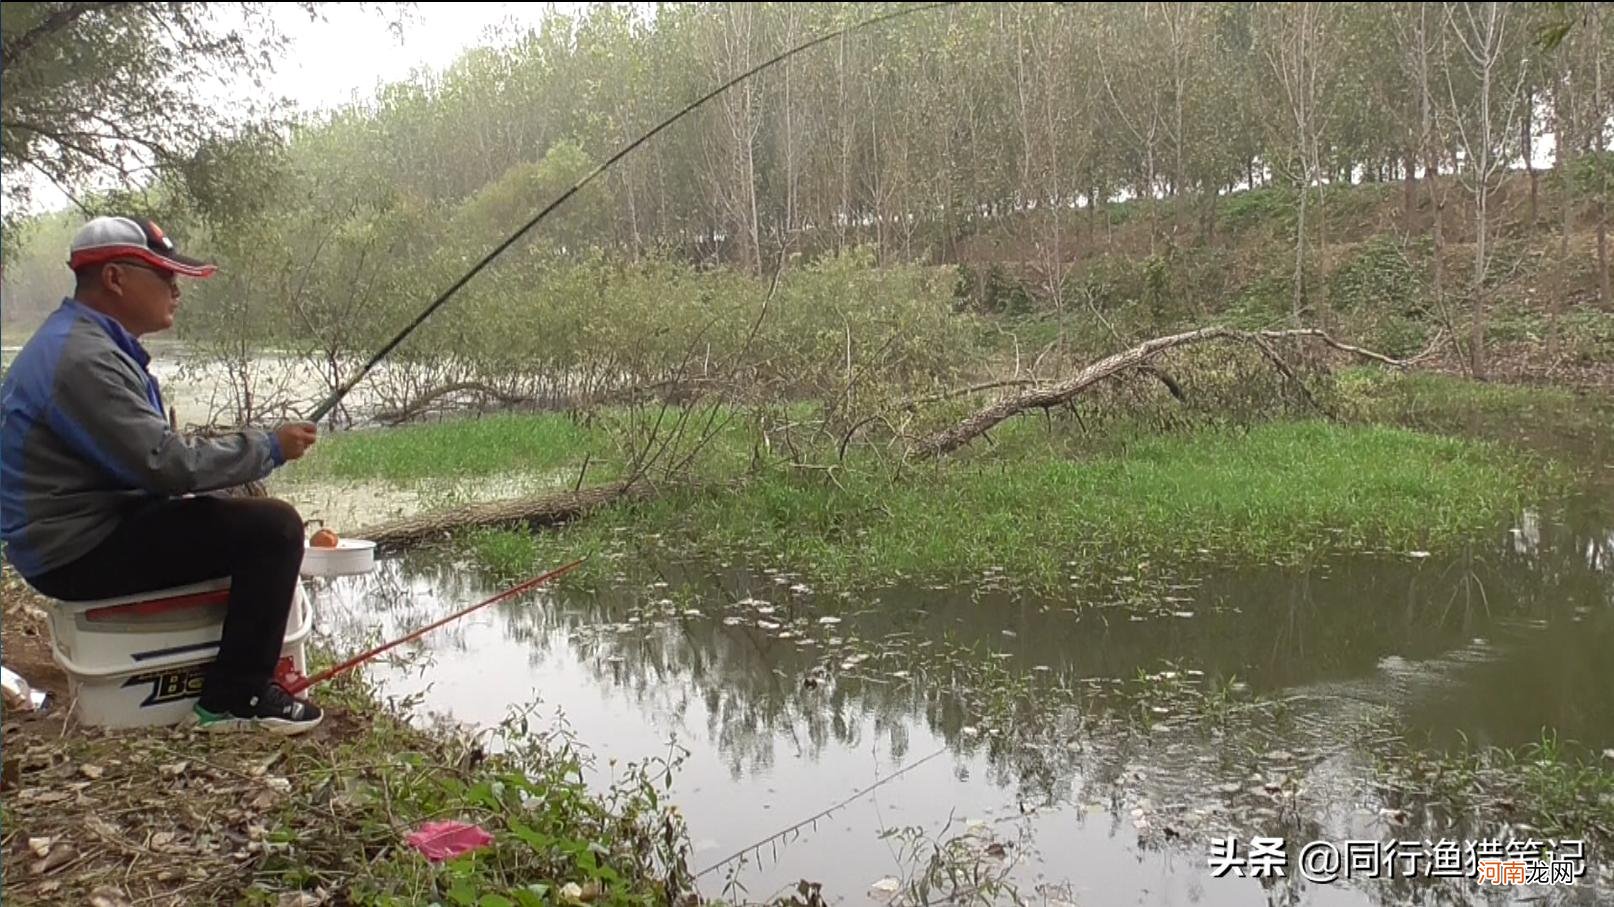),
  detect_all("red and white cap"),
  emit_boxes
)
[68,215,218,278]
